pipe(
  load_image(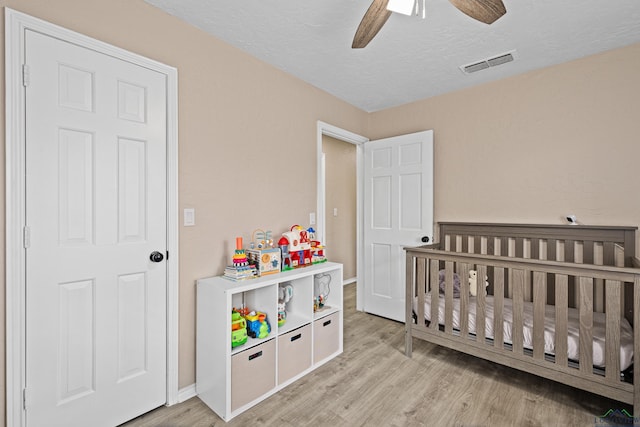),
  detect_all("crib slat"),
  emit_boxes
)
[444,261,454,334]
[604,241,615,266]
[532,271,547,360]
[512,269,525,354]
[524,263,532,303]
[462,235,469,253]
[500,237,509,258]
[547,239,557,261]
[515,238,524,258]
[583,240,594,265]
[459,263,470,338]
[430,259,439,331]
[476,265,487,343]
[493,267,505,350]
[416,257,426,330]
[555,274,569,367]
[579,277,594,374]
[604,279,621,381]
[565,240,575,262]
[531,238,540,260]
[487,236,495,256]
[474,236,481,254]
